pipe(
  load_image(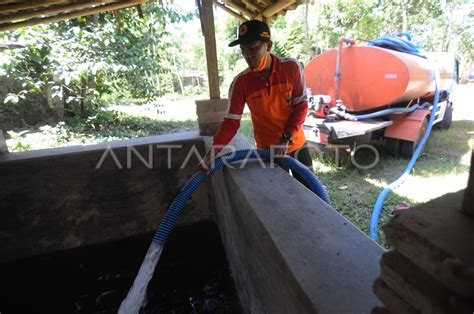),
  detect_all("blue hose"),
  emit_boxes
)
[369,68,440,240]
[367,34,425,58]
[353,104,422,120]
[153,149,330,245]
